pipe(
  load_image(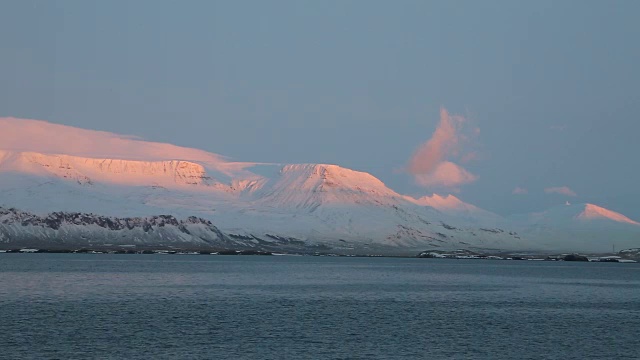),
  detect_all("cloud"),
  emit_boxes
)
[408,108,463,174]
[512,187,528,195]
[0,117,228,163]
[407,108,477,189]
[544,186,577,197]
[414,162,477,189]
